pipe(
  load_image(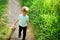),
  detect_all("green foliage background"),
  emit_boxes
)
[0,0,12,39]
[20,0,60,40]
